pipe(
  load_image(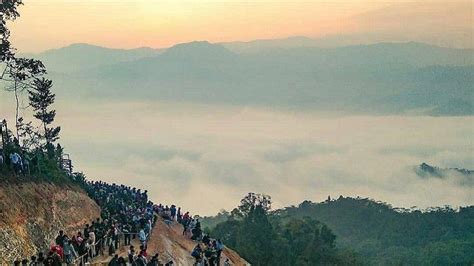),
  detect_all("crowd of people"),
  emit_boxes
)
[152,204,229,266]
[12,181,159,265]
[3,164,231,266]
[10,179,231,265]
